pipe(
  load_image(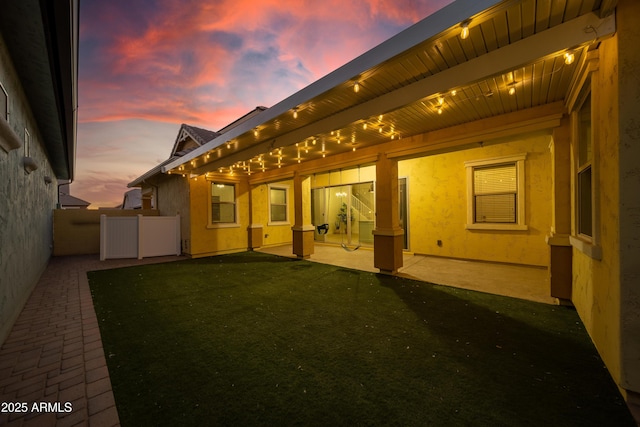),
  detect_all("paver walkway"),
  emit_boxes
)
[0,255,184,427]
